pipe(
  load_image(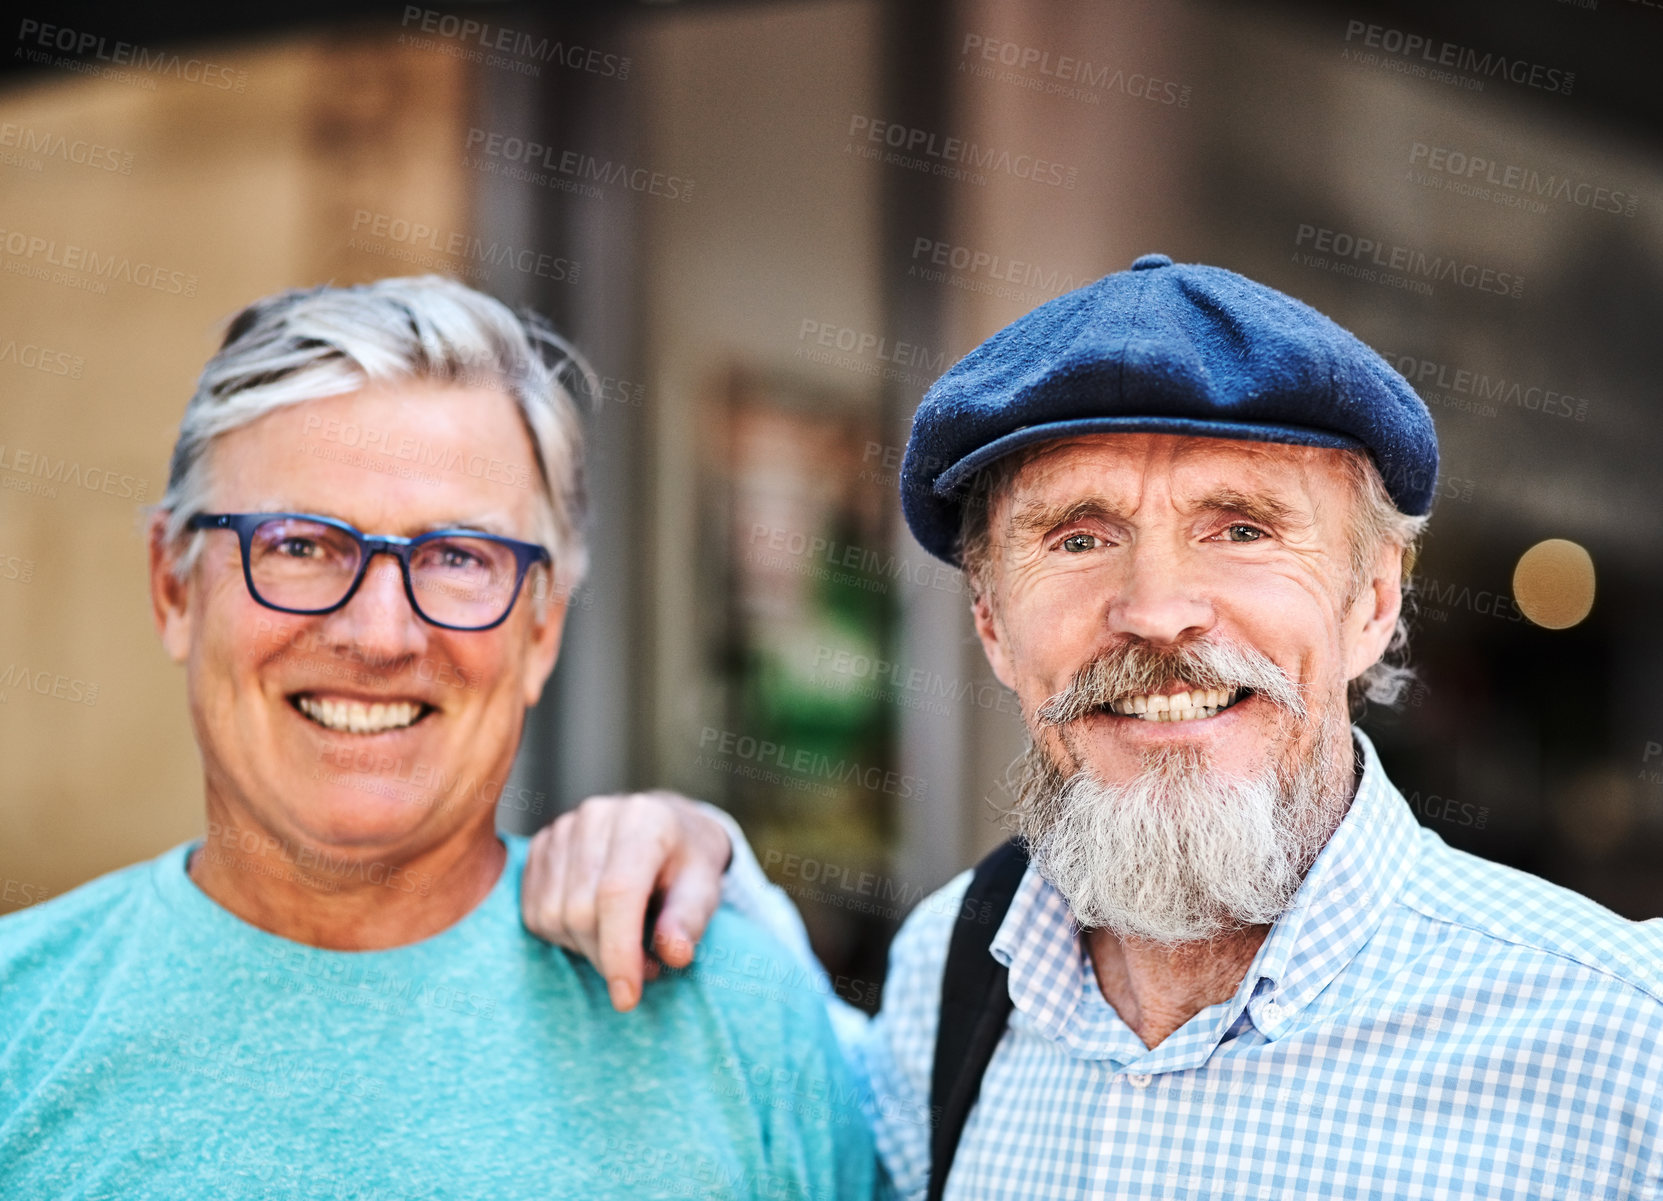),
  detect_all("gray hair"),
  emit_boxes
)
[159,275,590,592]
[955,445,1429,717]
